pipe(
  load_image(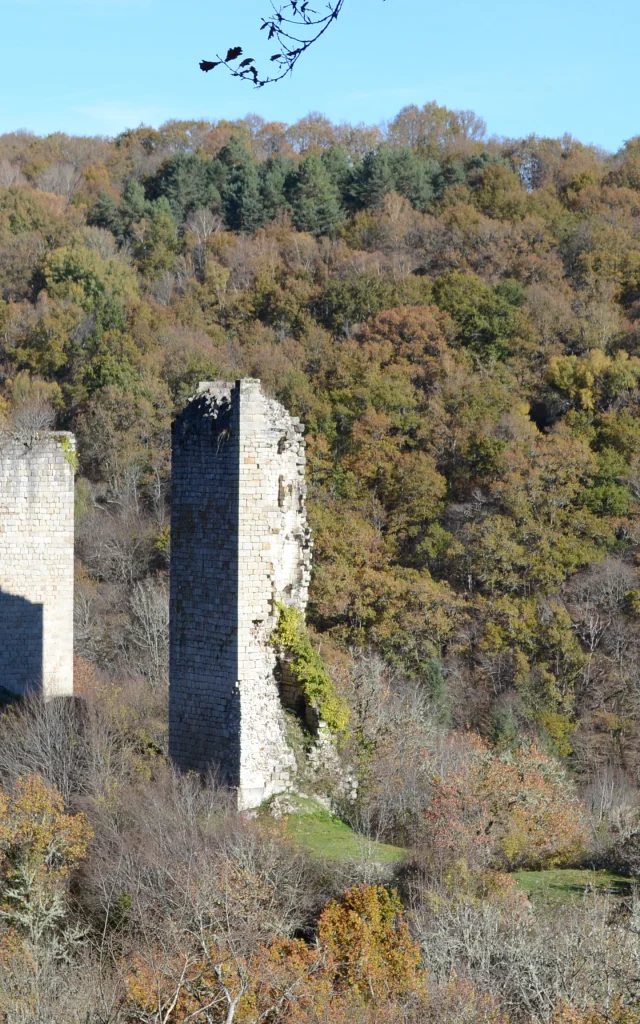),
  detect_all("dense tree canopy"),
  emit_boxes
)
[5,99,640,1023]
[3,102,640,777]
